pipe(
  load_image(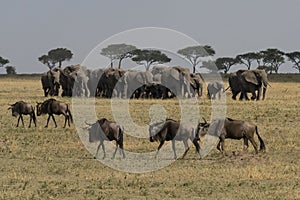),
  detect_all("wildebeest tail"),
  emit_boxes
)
[67,104,73,123]
[32,105,37,125]
[118,126,124,149]
[255,126,265,151]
